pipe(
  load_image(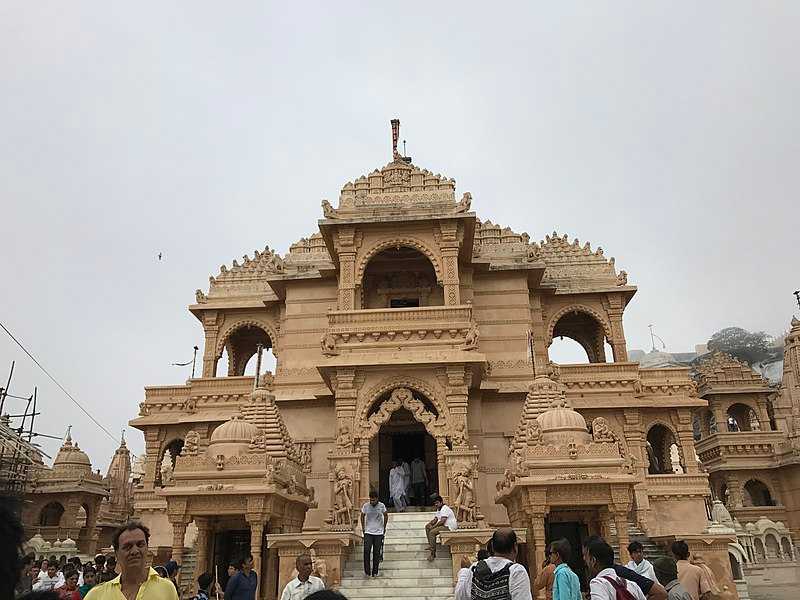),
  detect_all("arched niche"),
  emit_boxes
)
[646,423,683,474]
[359,246,442,309]
[727,403,760,432]
[743,479,775,507]
[215,322,275,377]
[547,306,613,364]
[39,502,64,527]
[155,438,184,487]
